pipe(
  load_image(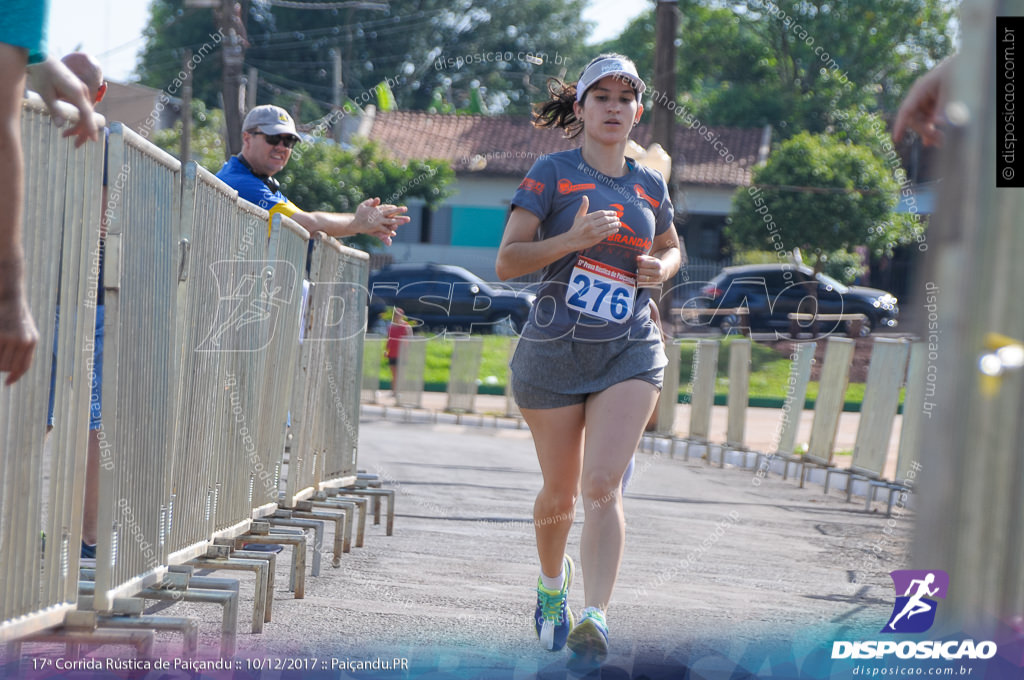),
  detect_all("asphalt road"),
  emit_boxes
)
[125,410,915,678]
